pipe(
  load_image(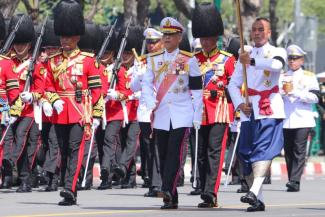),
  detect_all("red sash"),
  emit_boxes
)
[155,74,178,109]
[247,85,279,116]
